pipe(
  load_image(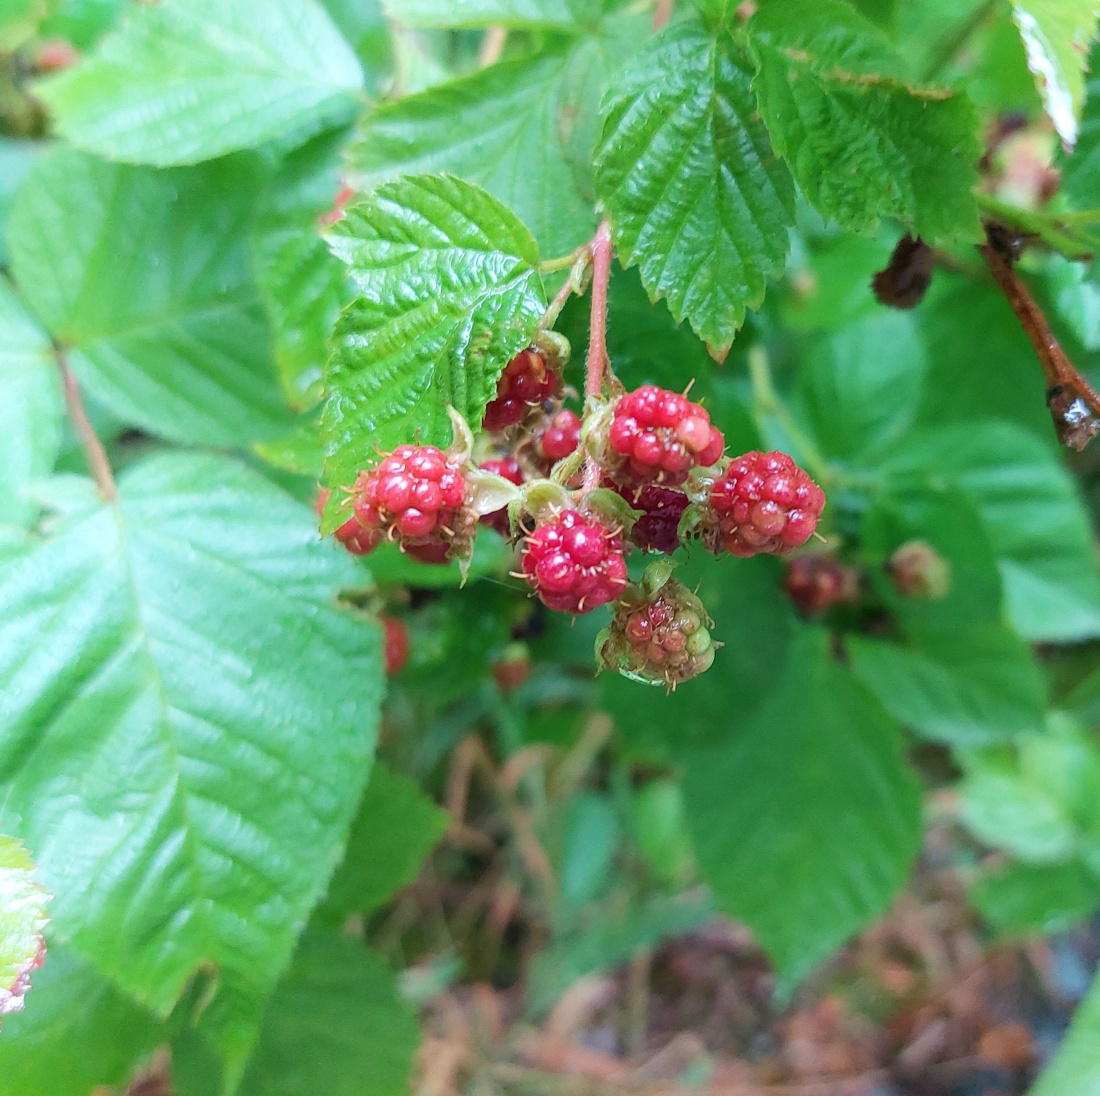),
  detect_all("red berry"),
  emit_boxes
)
[538,409,582,463]
[520,510,627,614]
[382,616,409,676]
[597,575,717,688]
[317,487,383,556]
[783,555,859,616]
[351,445,471,561]
[492,643,530,692]
[611,483,689,555]
[605,385,724,487]
[479,457,524,537]
[483,349,560,431]
[706,451,825,557]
